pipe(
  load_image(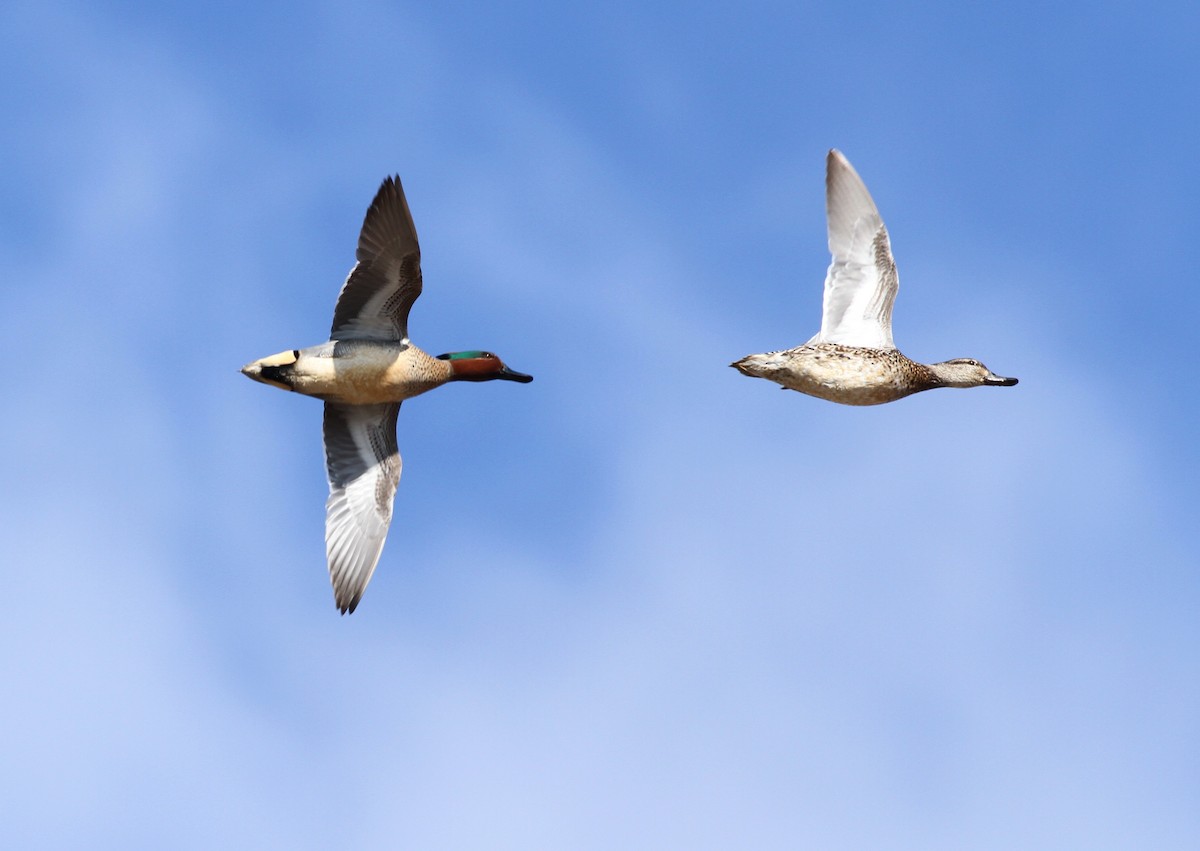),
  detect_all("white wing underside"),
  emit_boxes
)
[323,402,402,614]
[807,150,899,350]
